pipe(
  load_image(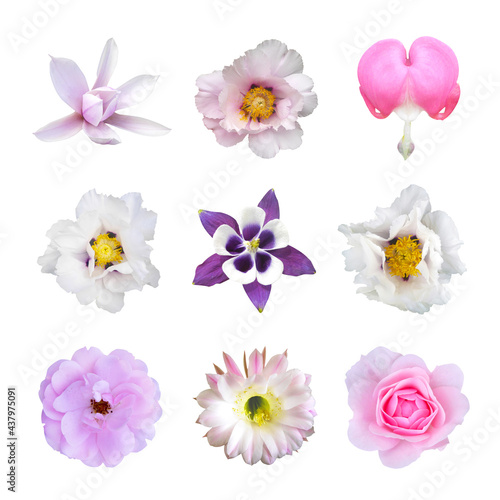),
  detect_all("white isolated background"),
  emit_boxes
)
[1,0,499,499]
